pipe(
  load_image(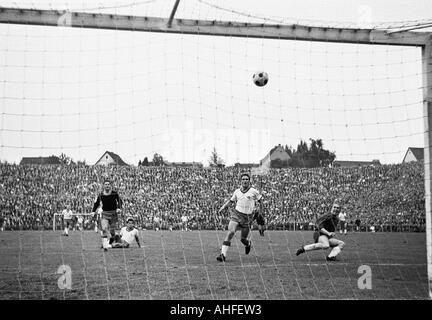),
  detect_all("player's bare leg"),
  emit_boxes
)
[63,220,70,236]
[296,235,345,261]
[240,225,252,254]
[108,217,119,245]
[296,235,330,256]
[217,220,239,262]
[108,229,116,245]
[326,238,345,261]
[100,218,112,251]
